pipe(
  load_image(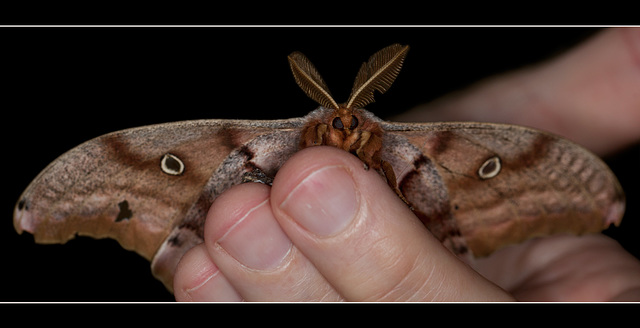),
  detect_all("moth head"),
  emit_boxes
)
[331,106,360,135]
[291,45,408,156]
